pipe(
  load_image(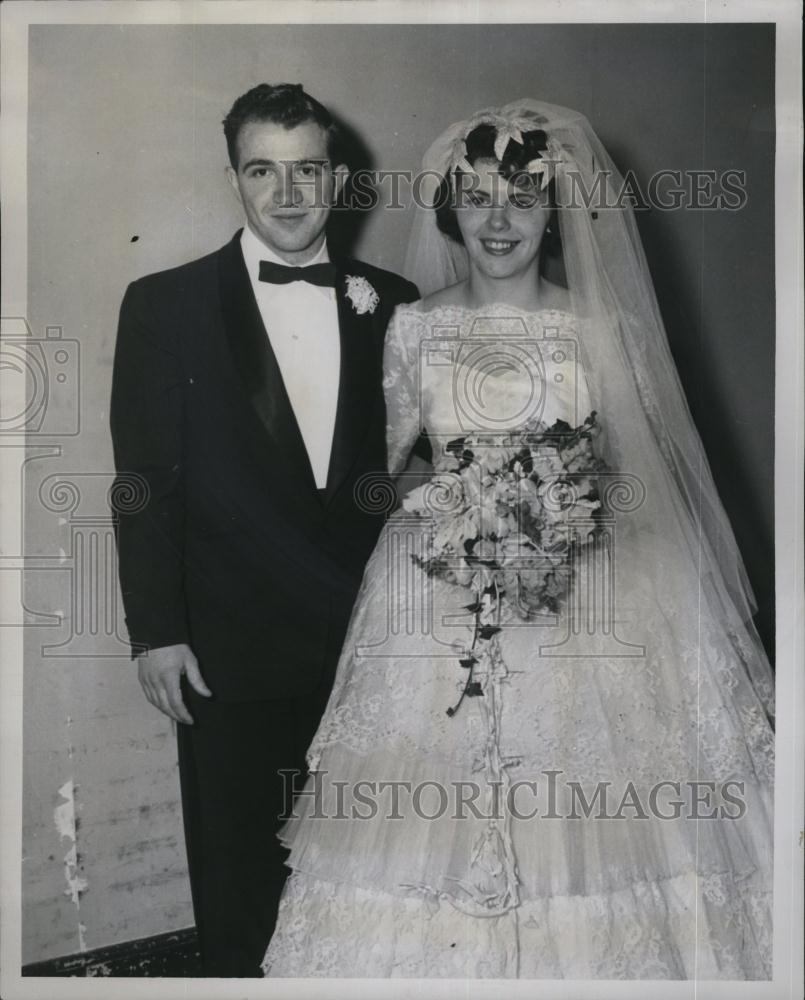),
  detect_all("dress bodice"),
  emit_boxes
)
[383,303,593,475]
